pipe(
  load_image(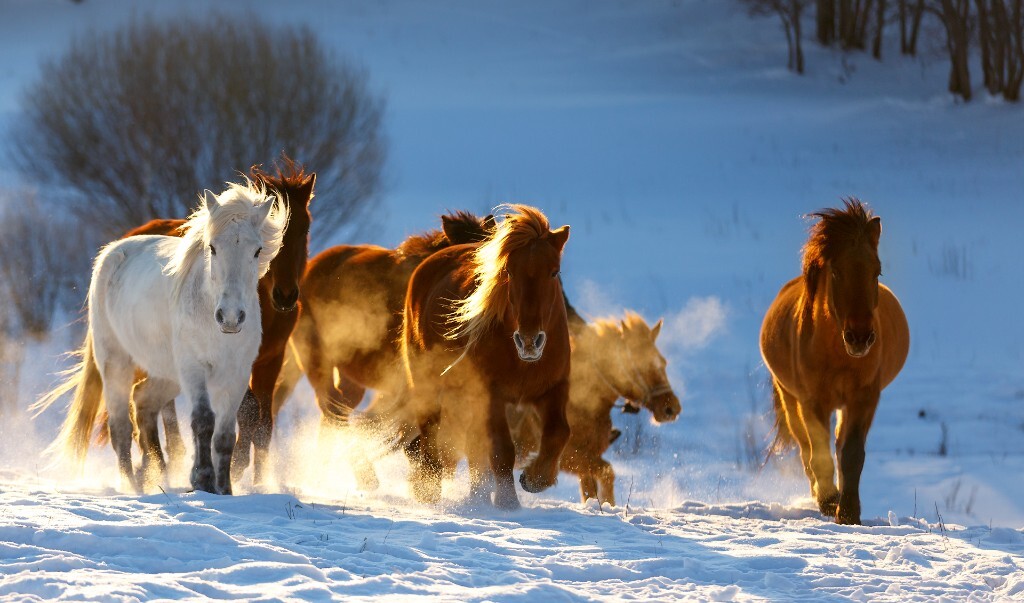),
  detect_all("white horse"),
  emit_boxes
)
[33,181,287,494]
